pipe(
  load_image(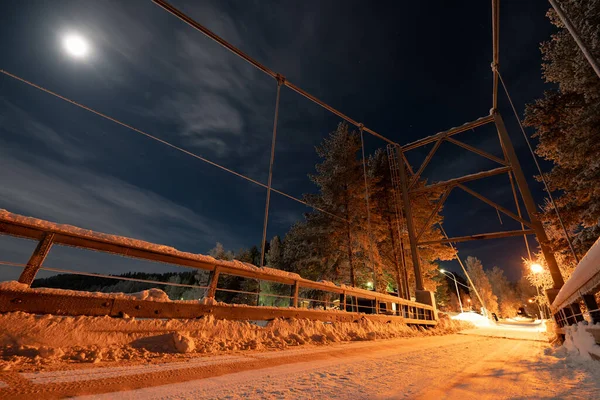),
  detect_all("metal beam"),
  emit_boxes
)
[402,115,494,151]
[418,229,535,246]
[409,166,511,194]
[493,112,564,289]
[18,233,55,286]
[410,138,443,188]
[395,147,424,291]
[415,187,453,242]
[445,137,507,166]
[456,184,533,229]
